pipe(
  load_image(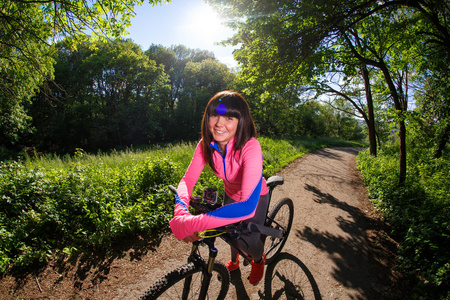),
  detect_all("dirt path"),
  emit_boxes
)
[1,147,404,300]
